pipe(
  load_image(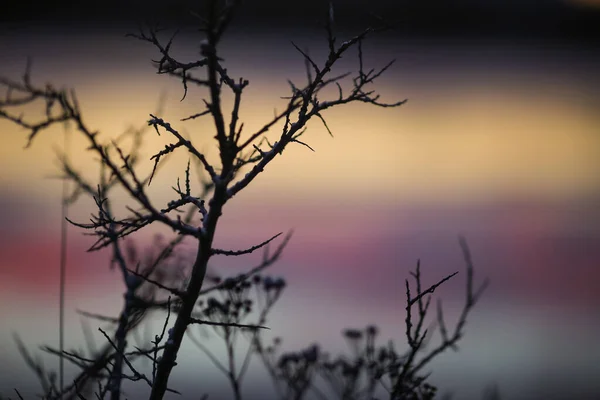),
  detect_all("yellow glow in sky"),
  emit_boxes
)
[2,76,598,207]
[567,0,600,8]
[1,33,599,208]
